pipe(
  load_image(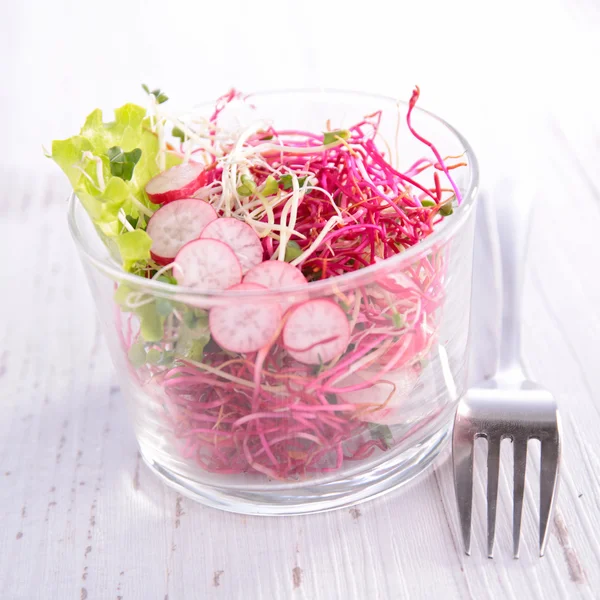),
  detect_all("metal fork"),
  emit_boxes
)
[452,184,561,558]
